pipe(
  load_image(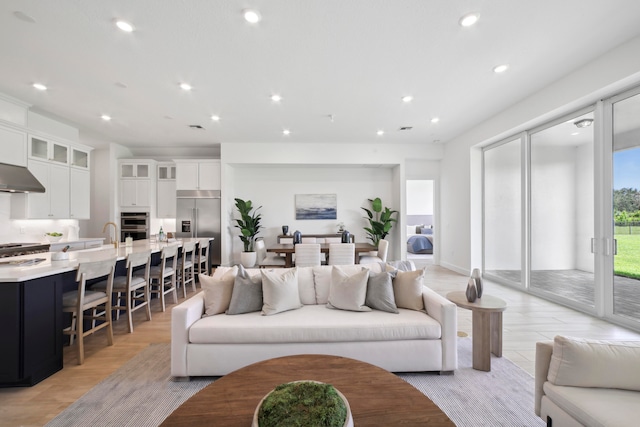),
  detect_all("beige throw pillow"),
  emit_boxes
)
[327,267,371,312]
[261,268,302,315]
[393,268,425,311]
[200,270,236,316]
